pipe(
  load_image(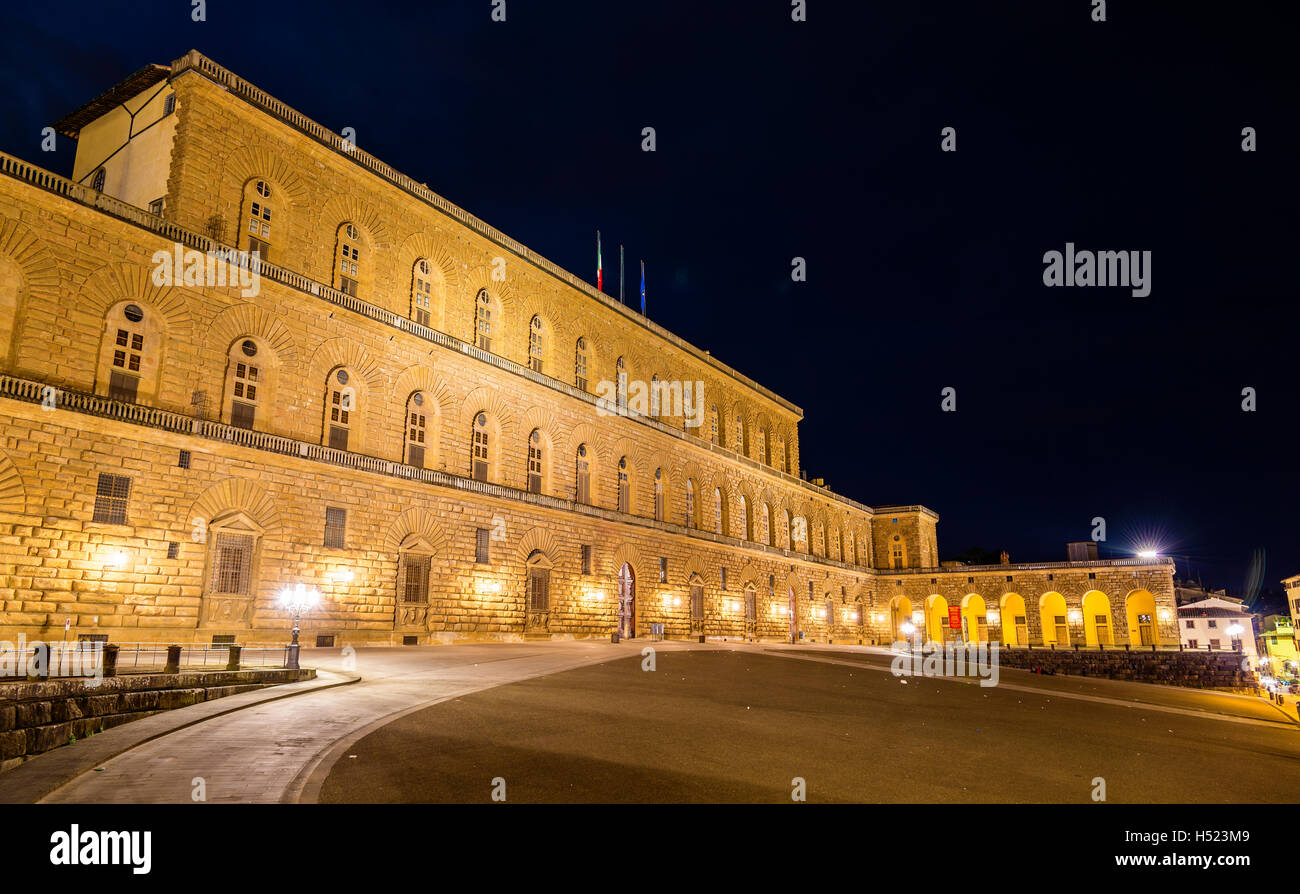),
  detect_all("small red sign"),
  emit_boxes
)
[948,607,961,630]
